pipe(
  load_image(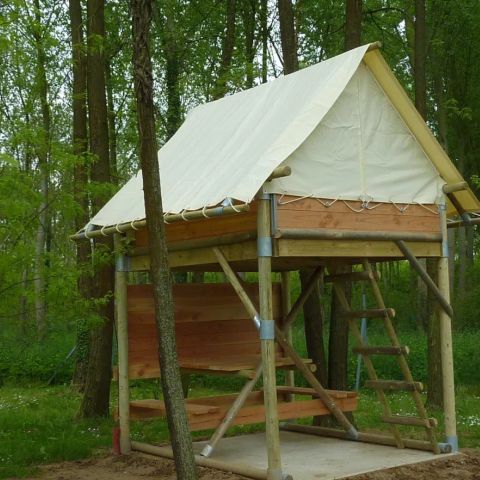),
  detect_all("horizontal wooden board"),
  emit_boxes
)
[276,196,440,234]
[127,390,358,430]
[135,203,258,247]
[125,282,284,379]
[277,239,442,258]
